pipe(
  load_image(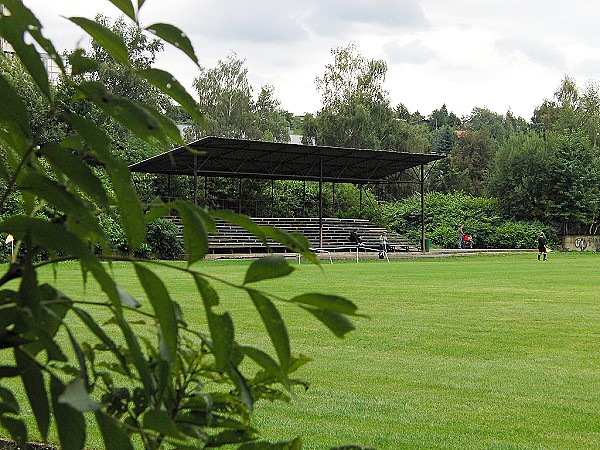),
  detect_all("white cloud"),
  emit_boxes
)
[308,0,429,36]
[383,39,437,65]
[494,37,566,70]
[178,1,308,43]
[19,0,600,120]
